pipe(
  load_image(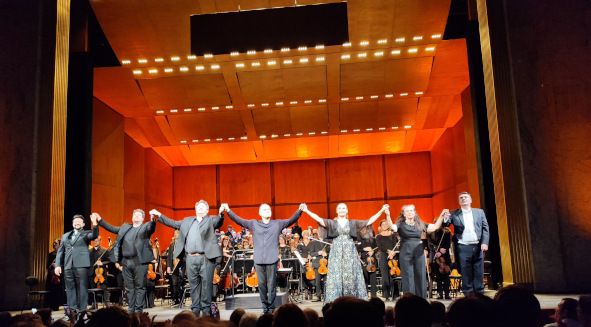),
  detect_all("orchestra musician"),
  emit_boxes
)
[166,230,183,305]
[298,230,327,302]
[45,239,63,311]
[428,227,452,299]
[357,226,378,299]
[375,220,400,301]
